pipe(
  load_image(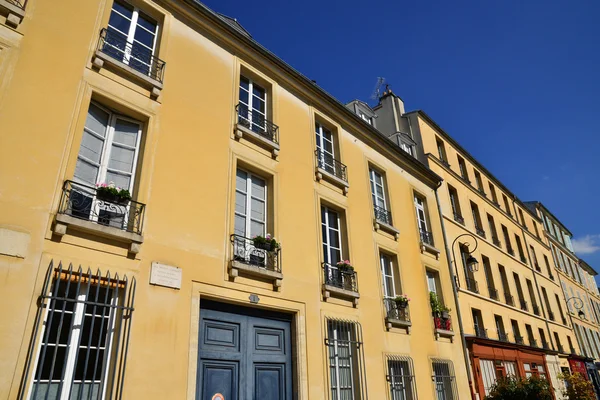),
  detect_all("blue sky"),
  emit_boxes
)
[204,0,600,279]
